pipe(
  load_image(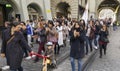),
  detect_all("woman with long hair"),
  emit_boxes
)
[46,20,58,54]
[69,22,84,71]
[1,22,33,71]
[34,21,47,62]
[99,24,109,58]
